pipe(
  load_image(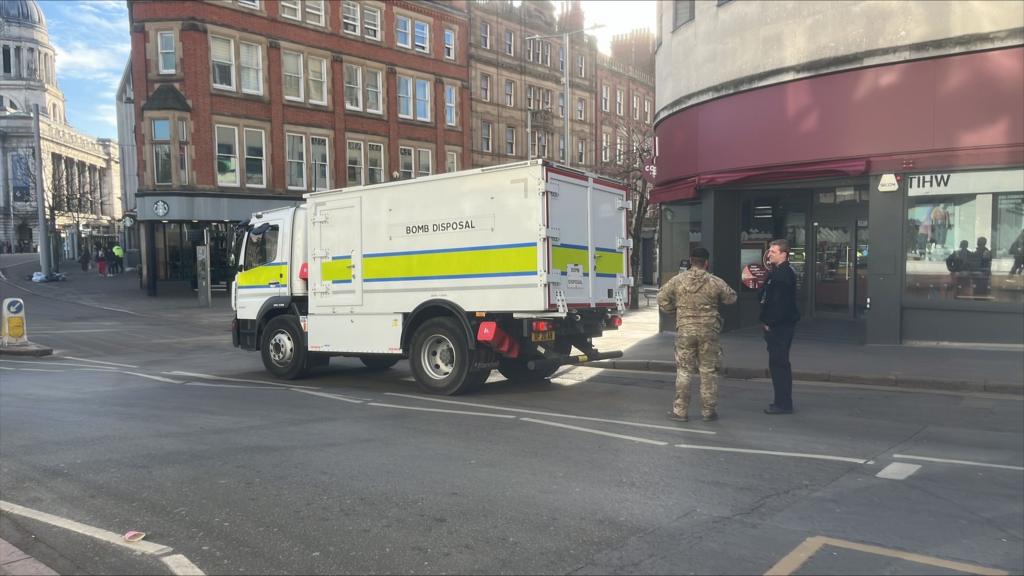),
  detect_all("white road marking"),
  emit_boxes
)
[165,371,323,391]
[0,359,115,370]
[292,389,365,404]
[160,554,206,576]
[62,356,139,368]
[32,329,122,334]
[185,382,283,390]
[96,370,184,384]
[0,500,173,555]
[521,418,669,446]
[0,500,205,576]
[368,402,517,418]
[674,444,868,464]
[384,392,716,435]
[875,462,922,480]
[893,454,1024,472]
[2,367,67,372]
